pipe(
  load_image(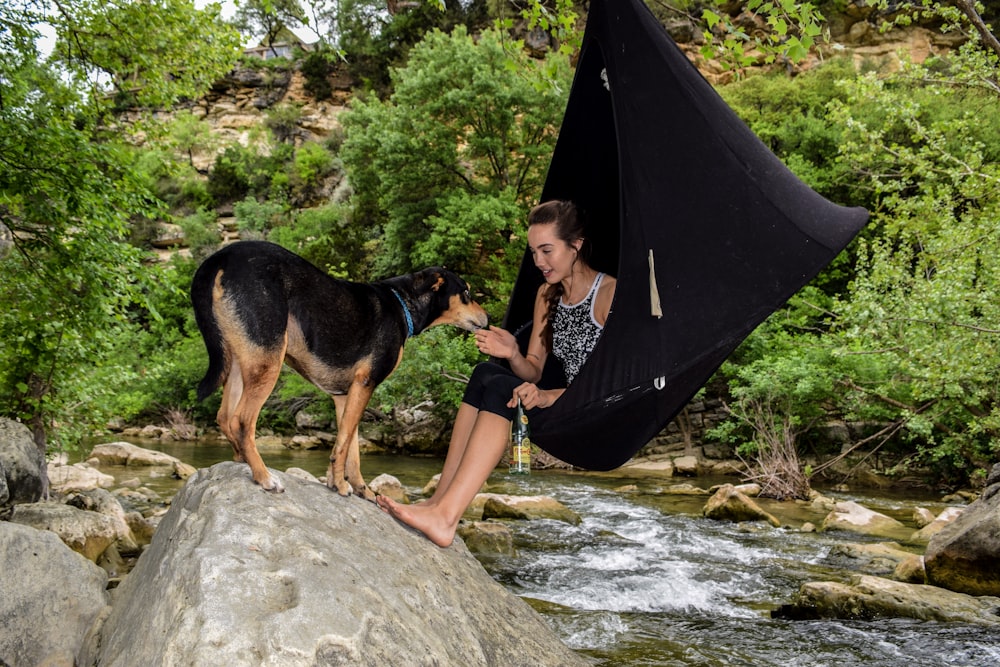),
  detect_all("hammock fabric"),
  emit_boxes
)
[500,0,869,470]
